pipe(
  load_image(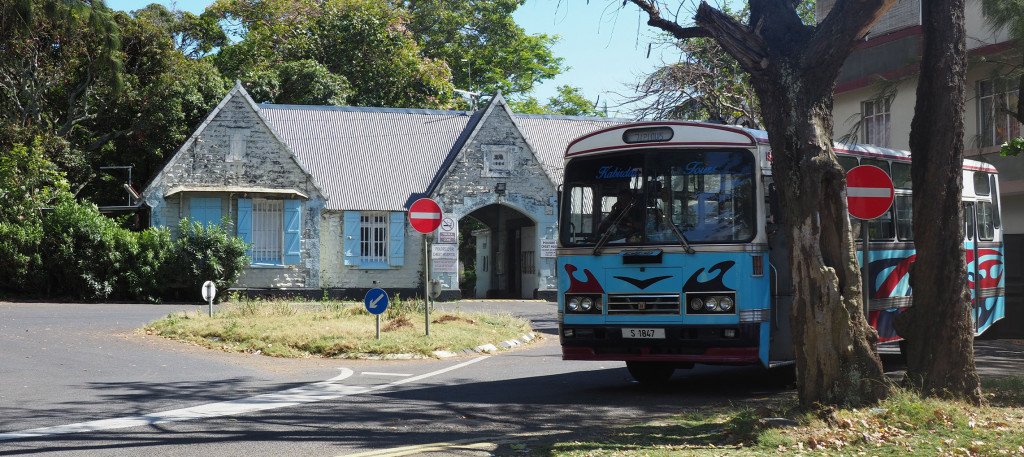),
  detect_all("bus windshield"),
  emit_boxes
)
[561,148,756,247]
